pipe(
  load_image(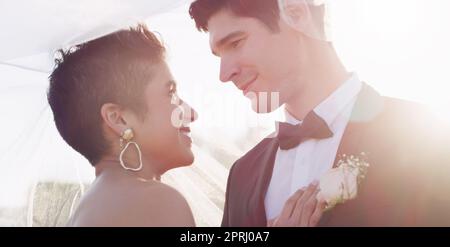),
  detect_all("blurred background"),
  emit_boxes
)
[1,0,449,226]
